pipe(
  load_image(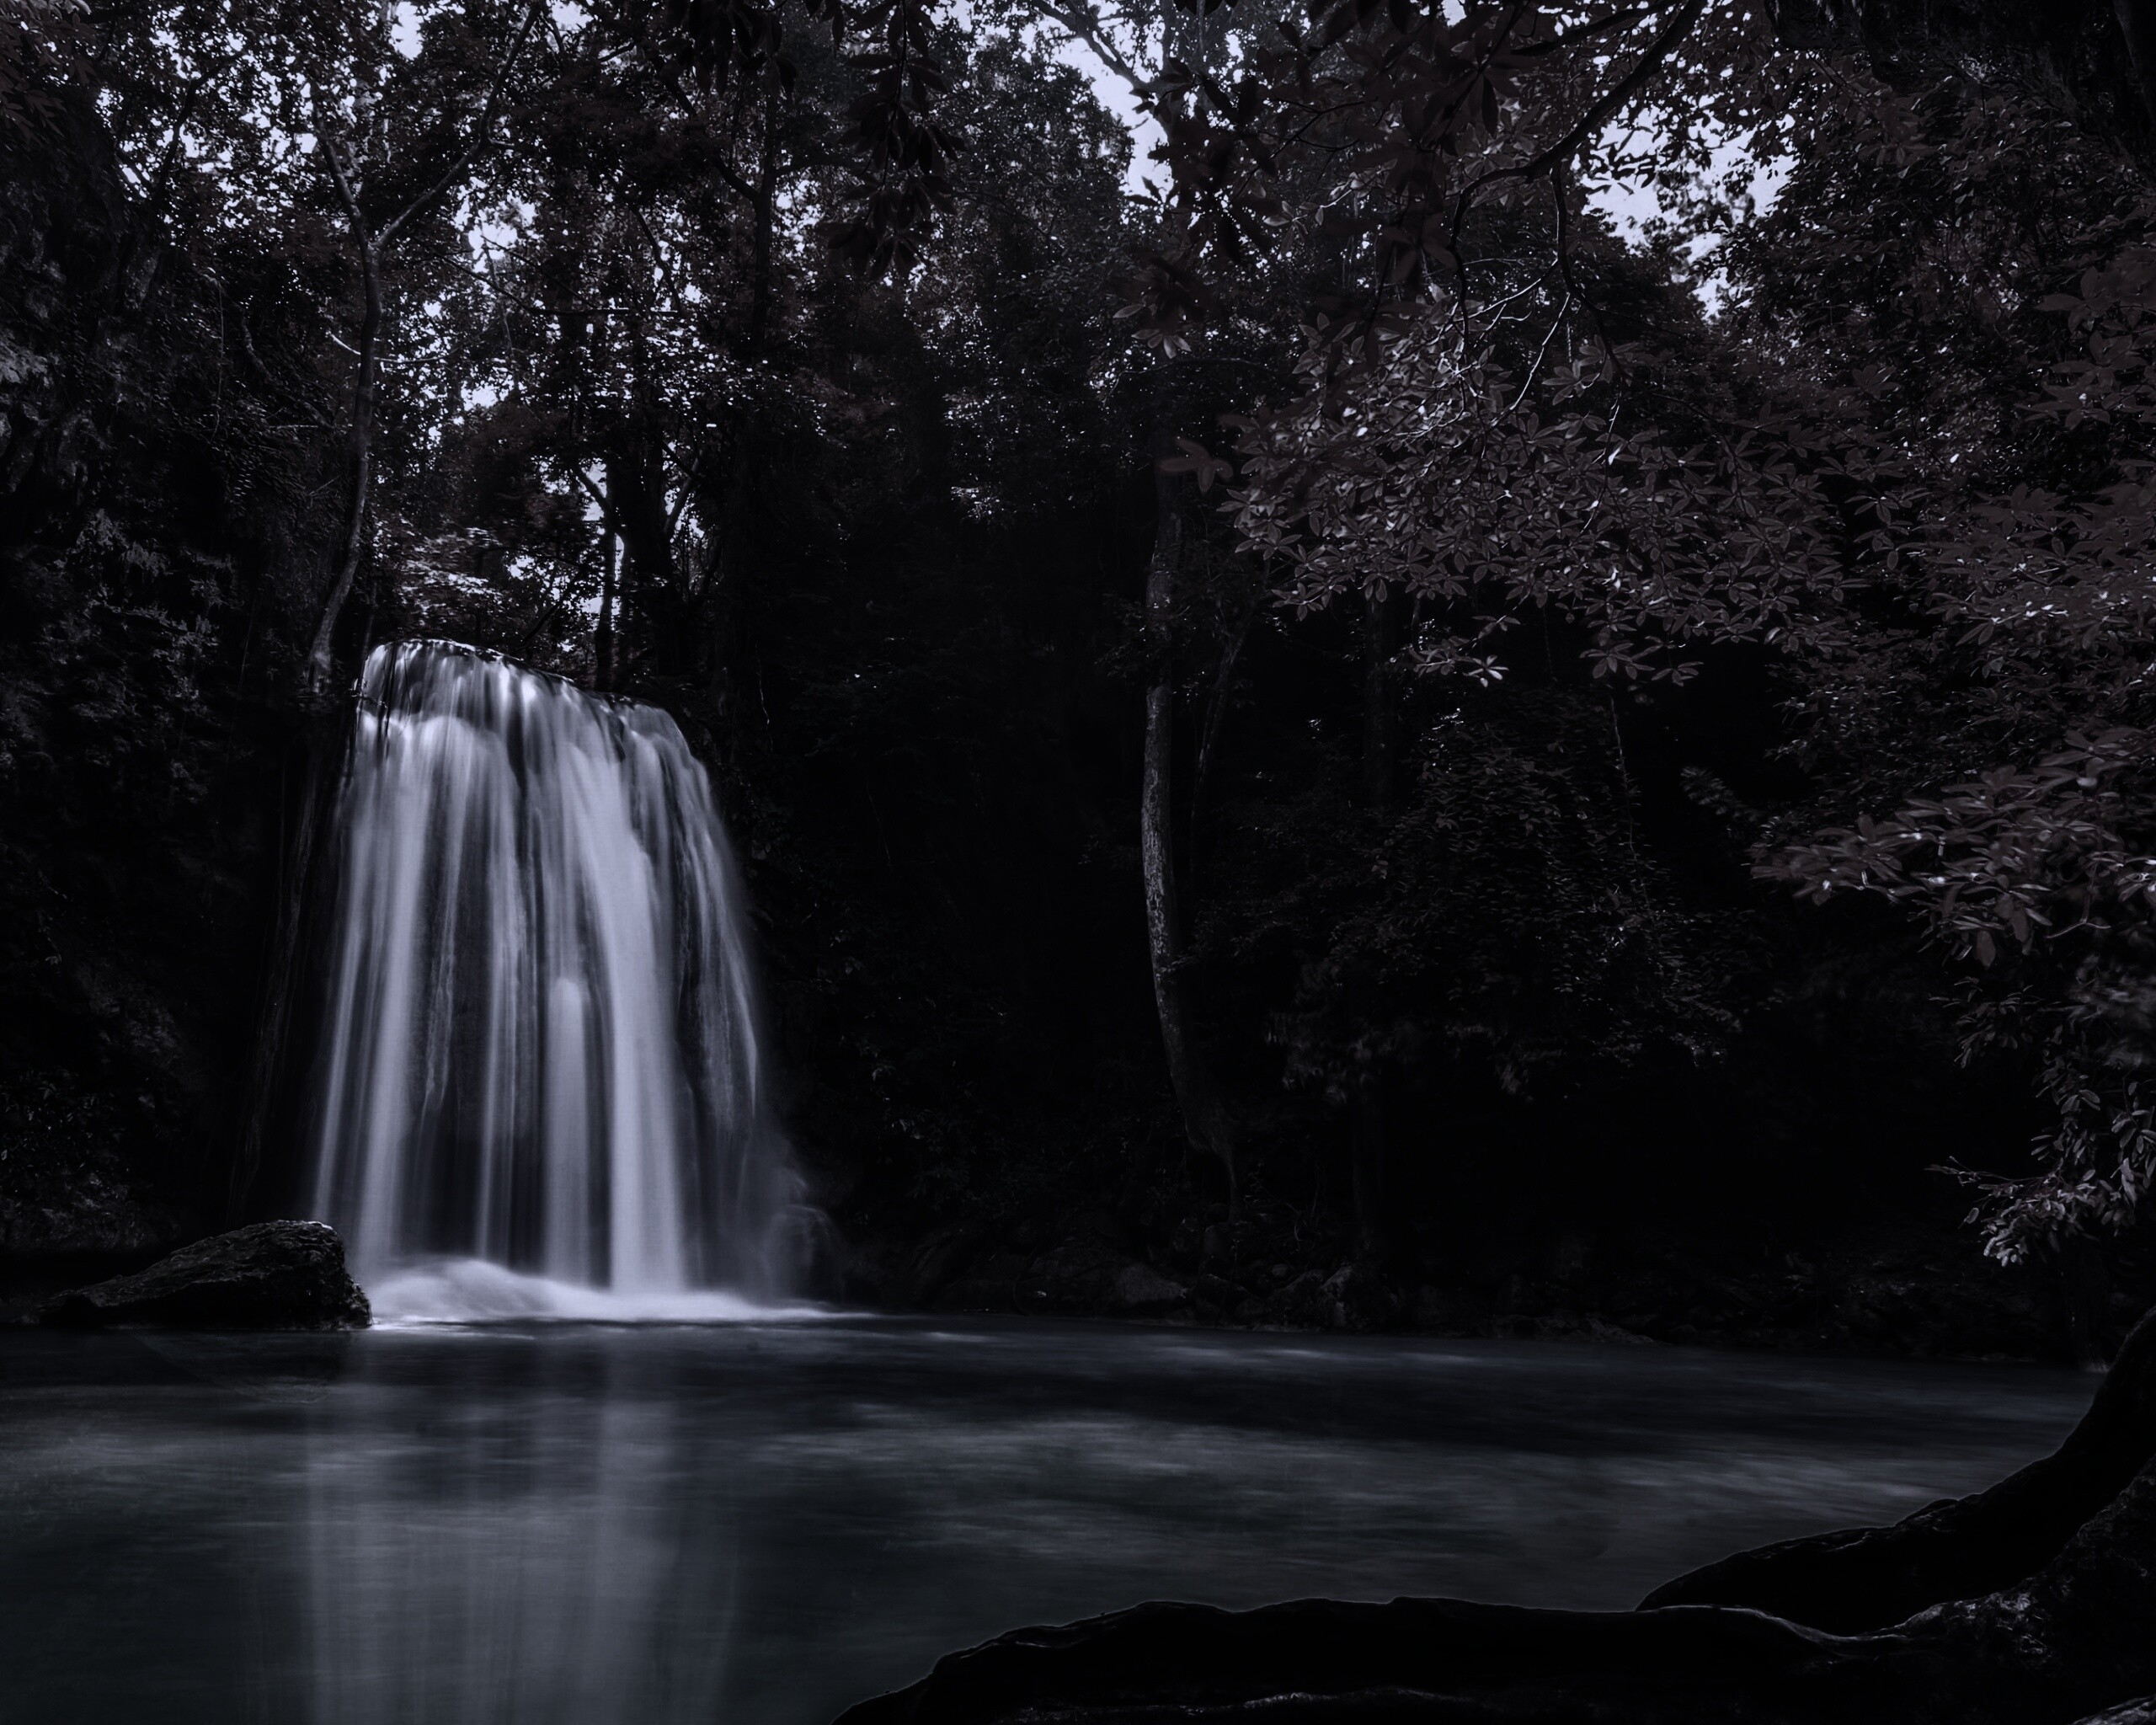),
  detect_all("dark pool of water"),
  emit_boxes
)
[0,1316,2094,1725]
